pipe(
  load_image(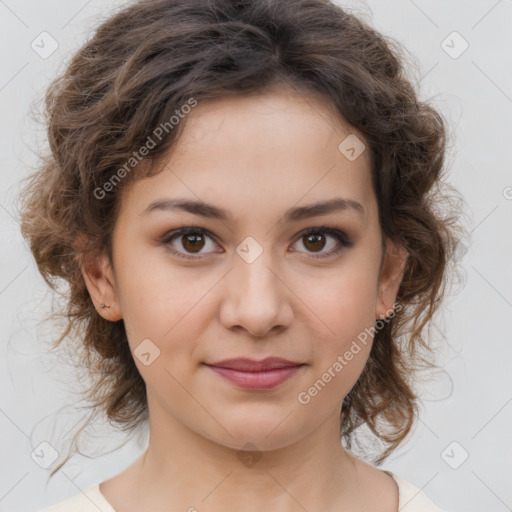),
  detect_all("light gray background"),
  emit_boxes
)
[1,1,511,511]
